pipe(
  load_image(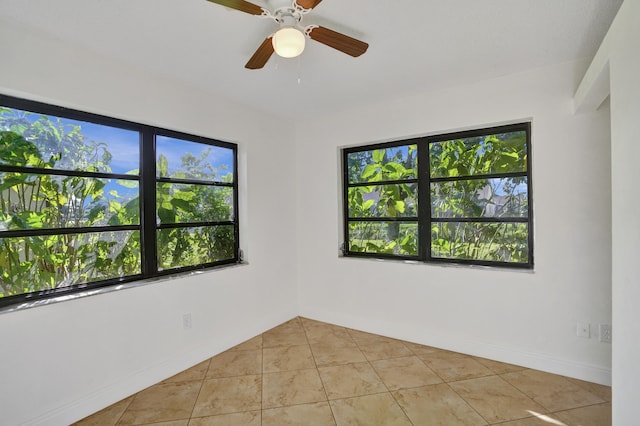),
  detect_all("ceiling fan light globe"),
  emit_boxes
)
[272,27,305,58]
